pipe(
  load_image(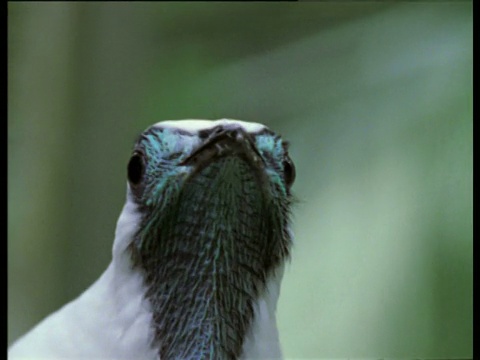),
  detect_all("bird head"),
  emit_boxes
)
[113,119,295,359]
